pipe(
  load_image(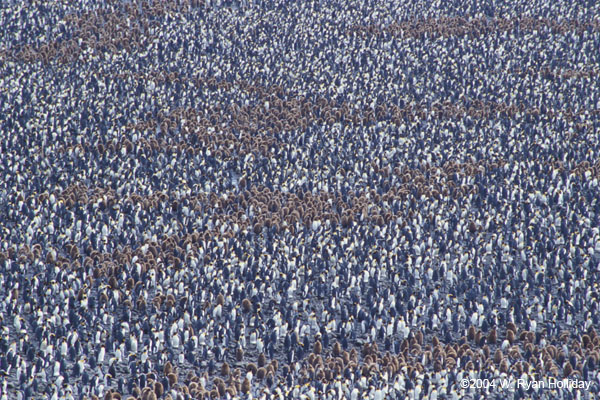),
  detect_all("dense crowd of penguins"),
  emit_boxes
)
[1,0,600,399]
